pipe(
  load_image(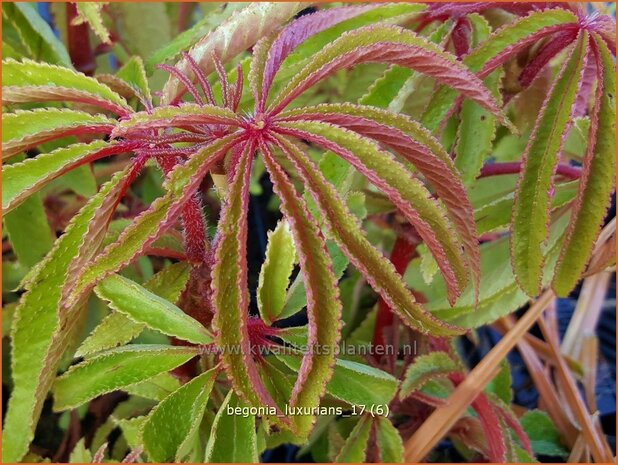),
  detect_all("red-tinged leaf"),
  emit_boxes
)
[275,120,467,304]
[3,173,125,463]
[2,58,131,115]
[67,133,242,305]
[400,352,459,400]
[519,29,578,89]
[2,108,114,159]
[61,156,149,305]
[511,33,588,296]
[161,2,307,104]
[552,34,616,295]
[421,8,579,132]
[256,5,376,110]
[471,393,508,462]
[211,141,281,413]
[260,140,342,437]
[111,103,241,138]
[2,140,138,213]
[278,103,480,300]
[419,2,570,24]
[270,134,464,337]
[268,24,512,131]
[573,51,598,117]
[491,397,533,456]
